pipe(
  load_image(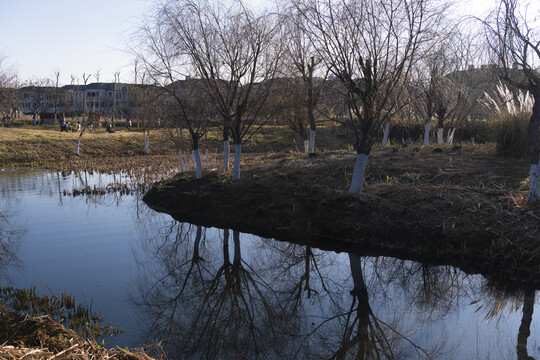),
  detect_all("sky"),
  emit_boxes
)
[0,0,496,87]
[0,0,151,86]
